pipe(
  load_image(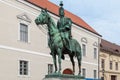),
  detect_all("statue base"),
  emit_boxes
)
[43,73,85,80]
